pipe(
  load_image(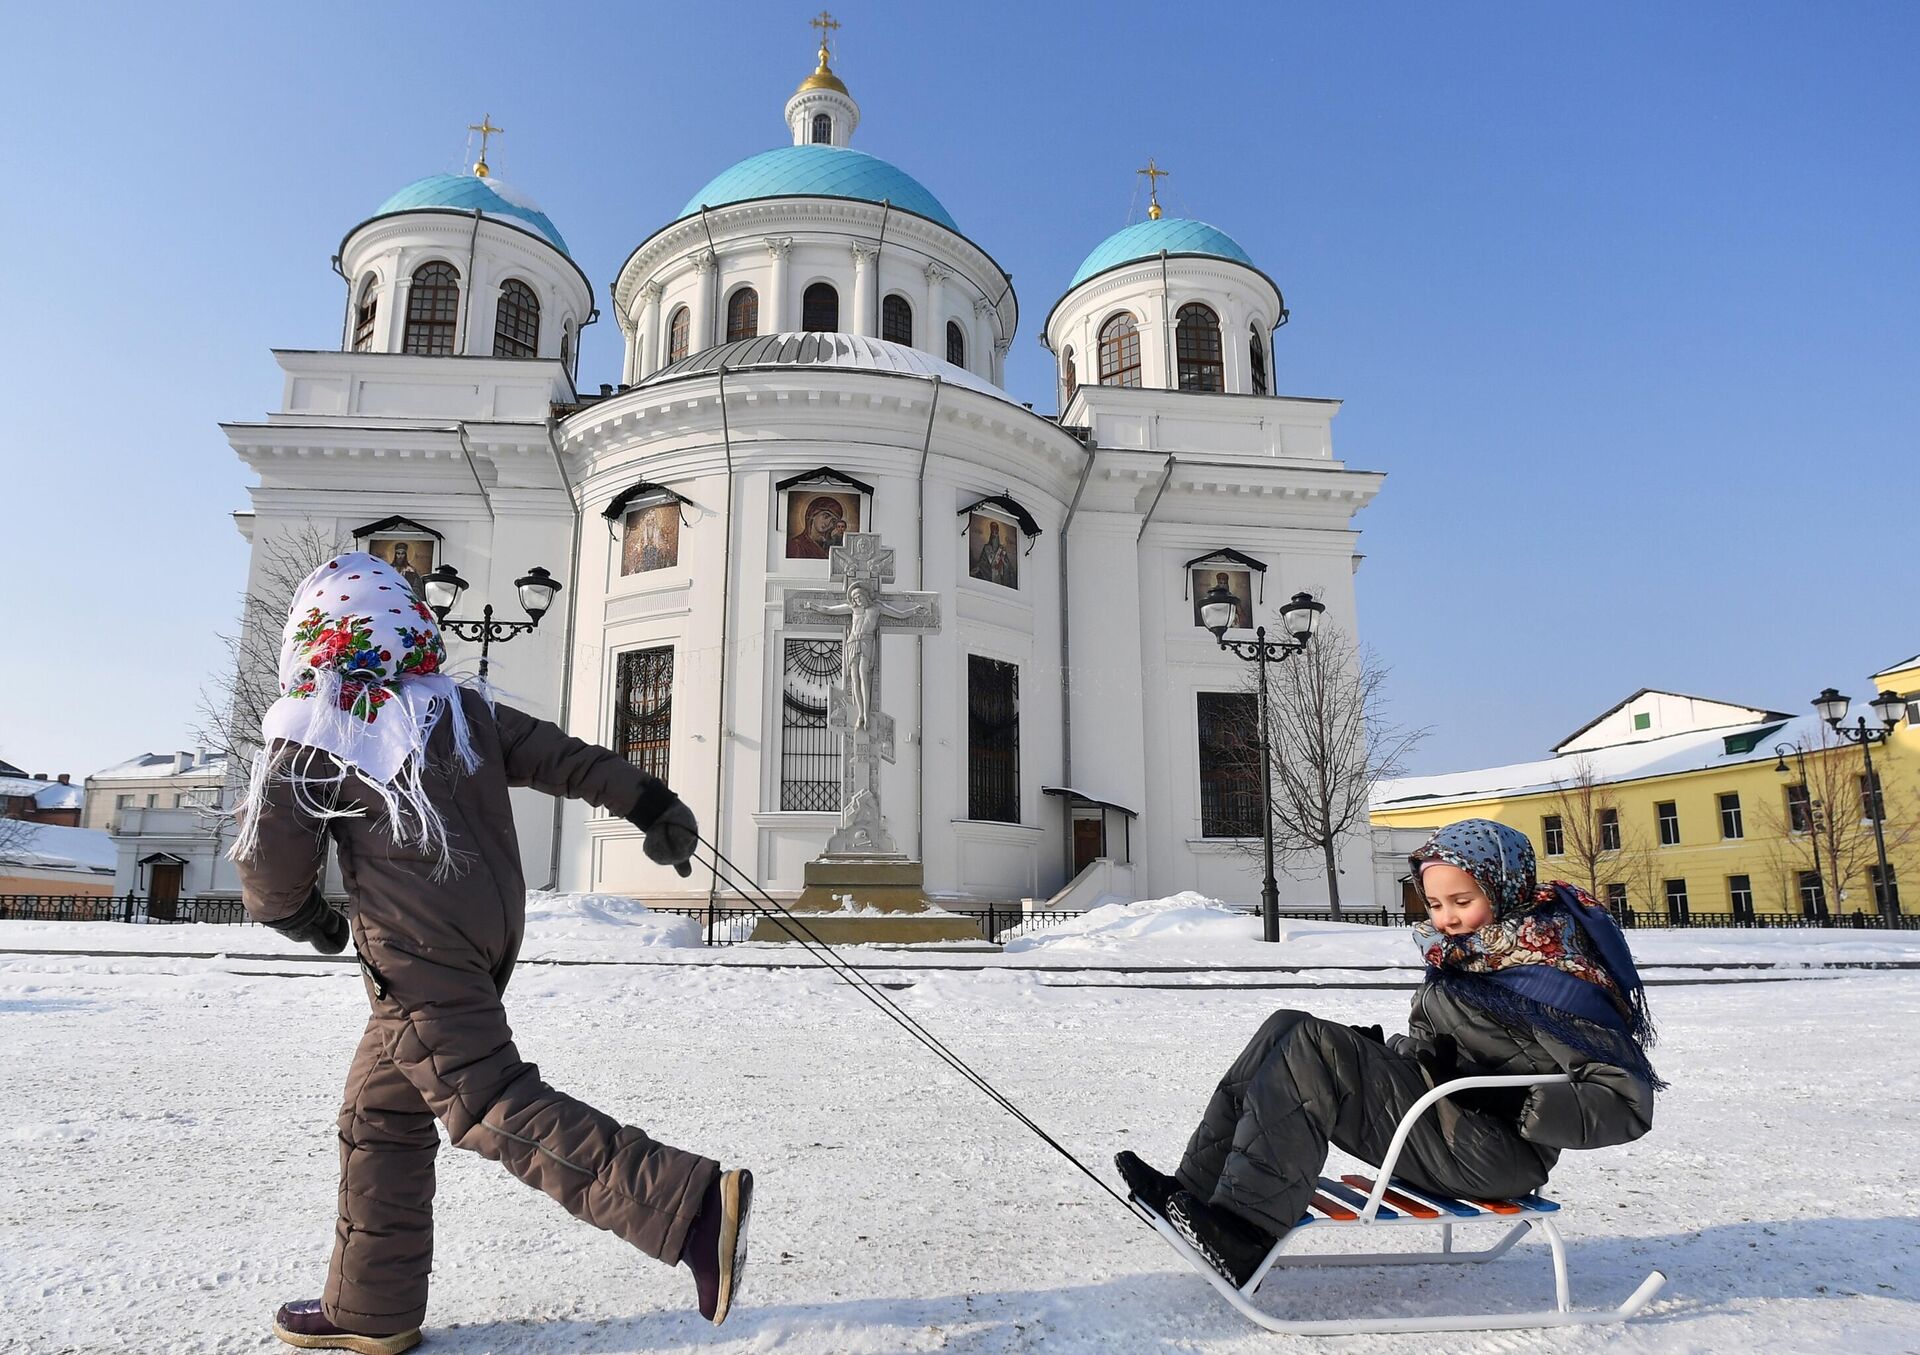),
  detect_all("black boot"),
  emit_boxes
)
[270,1299,419,1354]
[1166,1191,1278,1289]
[1115,1151,1180,1217]
[681,1168,754,1326]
